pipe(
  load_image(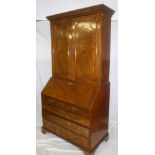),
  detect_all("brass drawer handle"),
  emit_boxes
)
[71,114,76,119]
[71,124,77,130]
[48,98,55,104]
[57,102,64,108]
[71,106,78,113]
[60,102,64,108]
[72,135,78,142]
